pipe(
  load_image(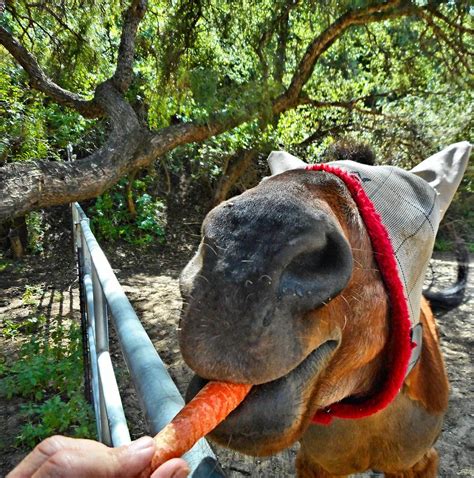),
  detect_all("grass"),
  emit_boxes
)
[0,259,12,272]
[434,238,453,252]
[0,313,95,449]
